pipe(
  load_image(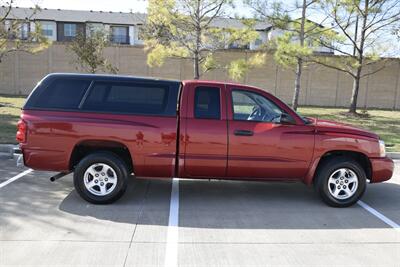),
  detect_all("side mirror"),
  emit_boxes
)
[280,113,296,125]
